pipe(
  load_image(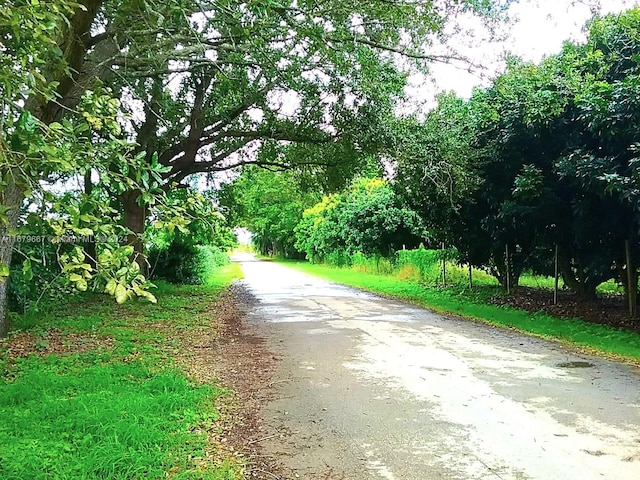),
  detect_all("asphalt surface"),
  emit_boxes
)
[233,255,640,480]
